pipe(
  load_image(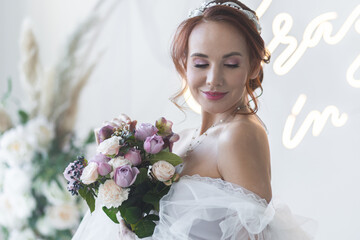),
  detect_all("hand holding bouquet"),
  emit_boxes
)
[64,114,182,238]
